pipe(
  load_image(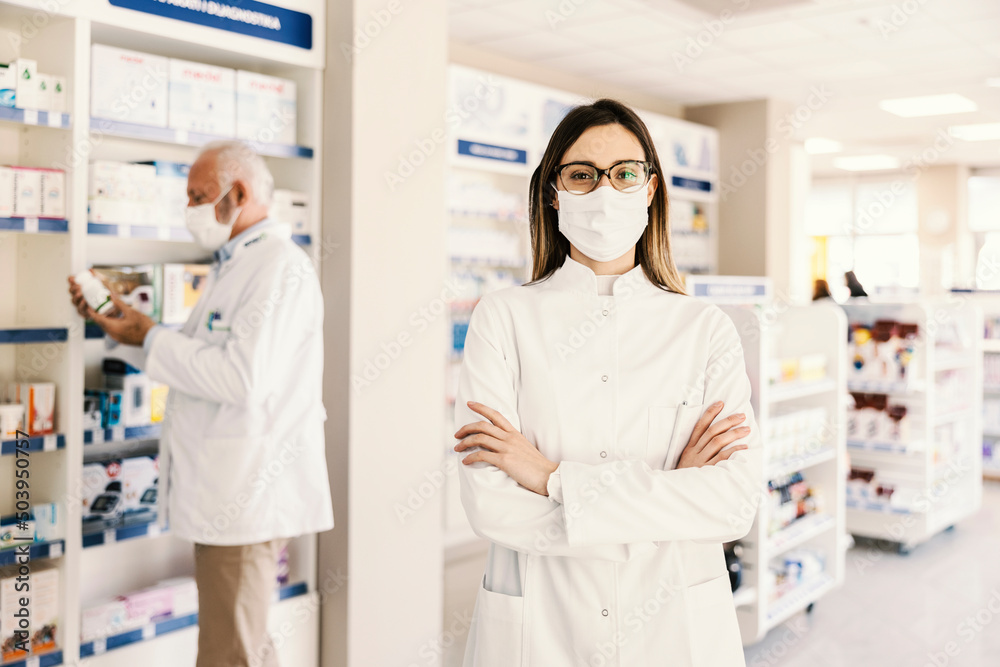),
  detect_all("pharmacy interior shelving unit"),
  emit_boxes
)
[441,65,722,562]
[951,289,1000,481]
[840,300,983,553]
[701,281,847,646]
[0,2,325,666]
